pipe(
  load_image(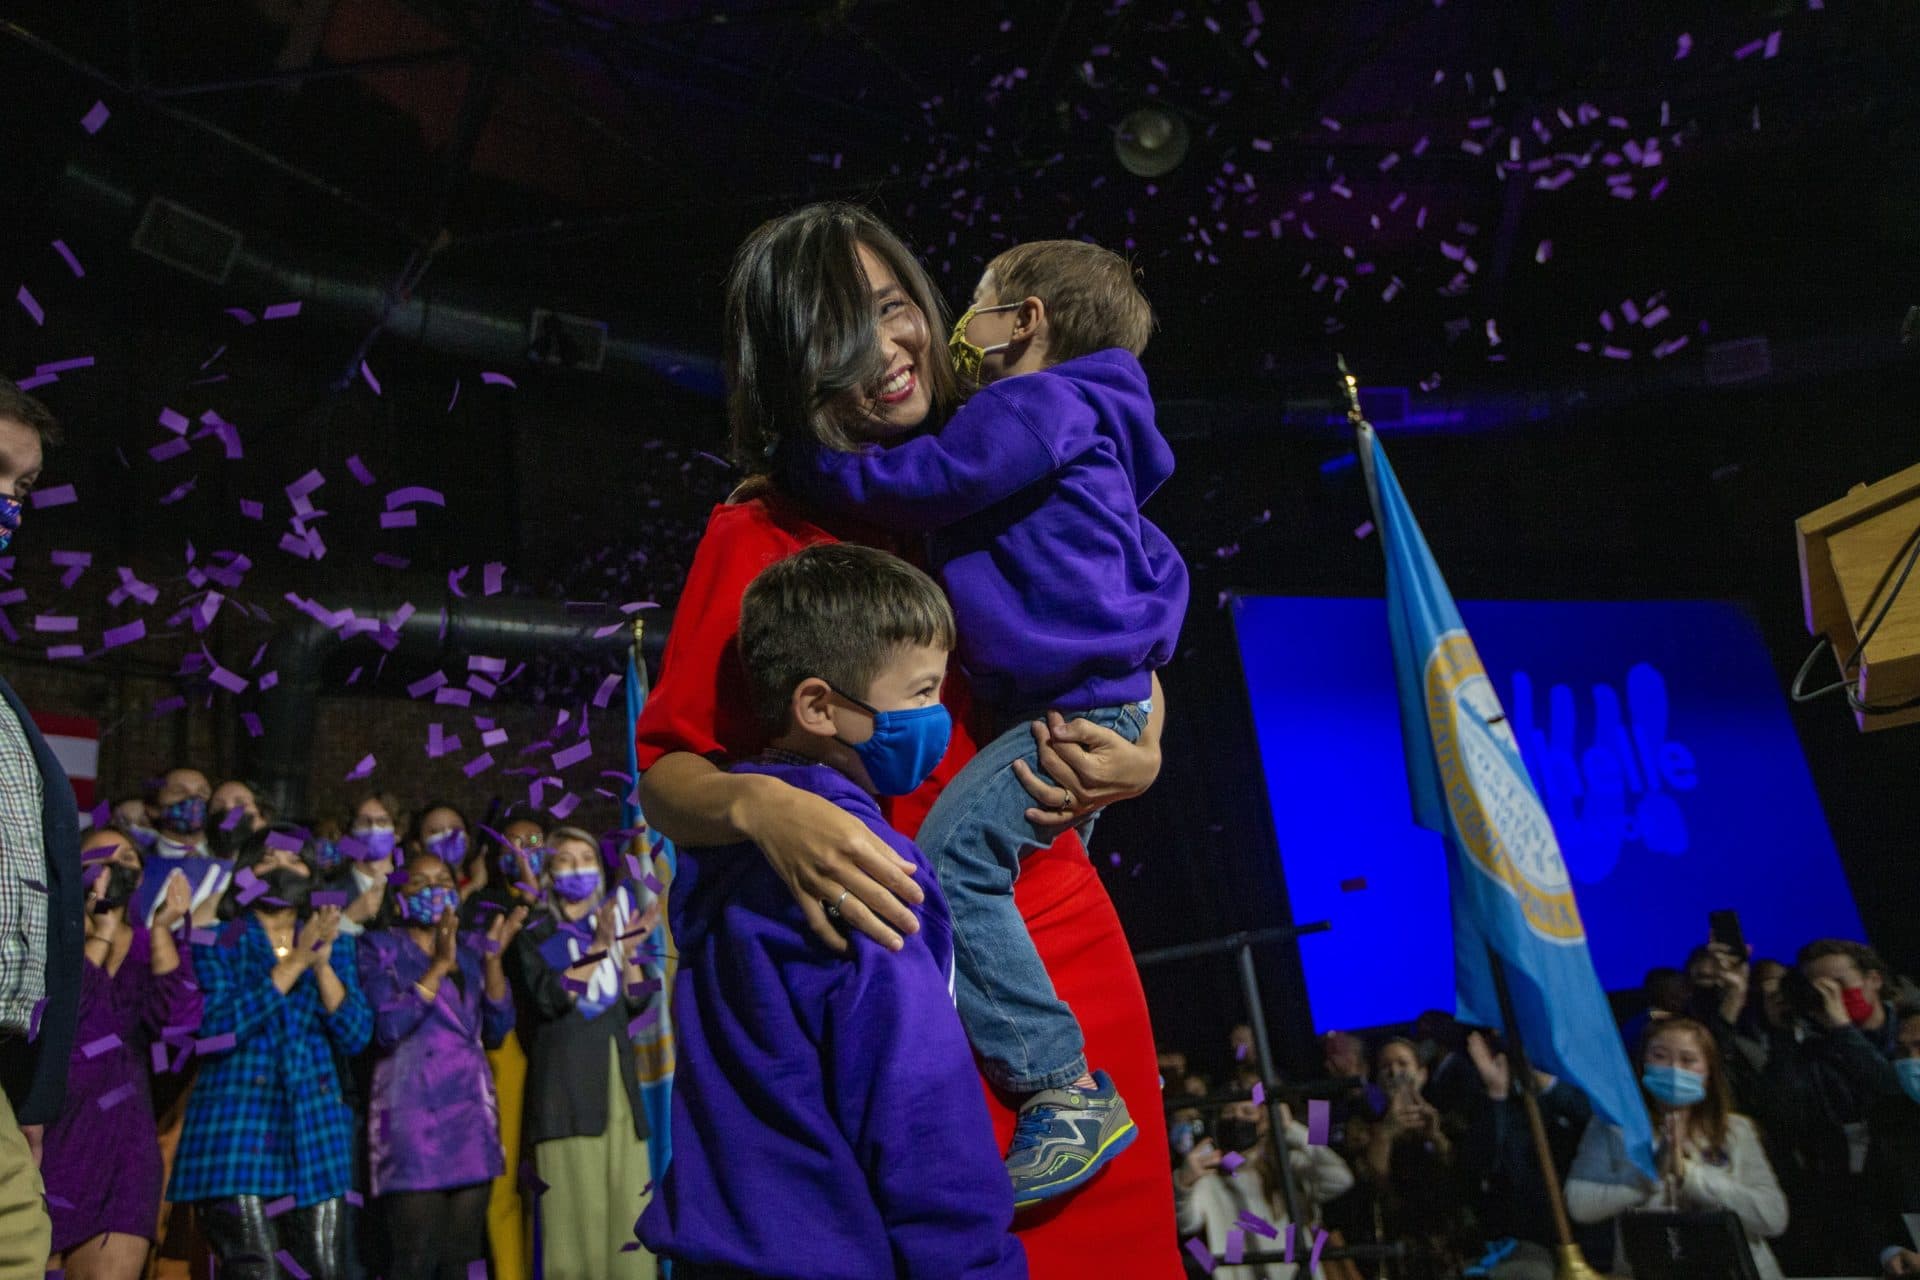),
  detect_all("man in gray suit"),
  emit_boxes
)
[0,379,82,1273]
